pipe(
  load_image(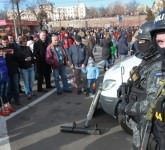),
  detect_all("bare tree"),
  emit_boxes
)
[0,10,8,19]
[107,4,115,17]
[98,7,107,17]
[112,2,126,16]
[26,0,53,21]
[145,7,155,21]
[126,0,139,16]
[86,7,98,18]
[12,0,23,34]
